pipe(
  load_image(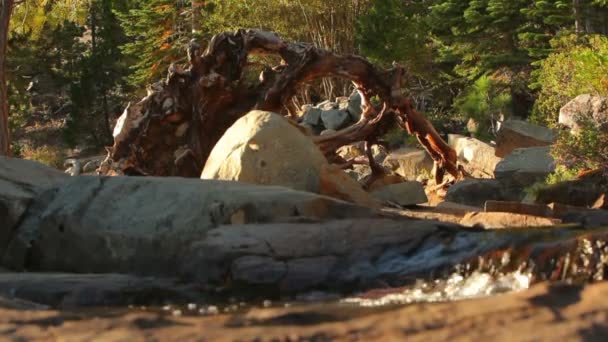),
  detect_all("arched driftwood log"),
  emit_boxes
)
[99,29,459,183]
